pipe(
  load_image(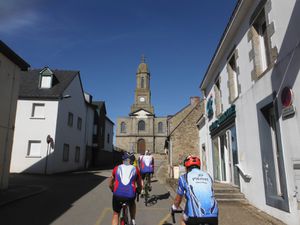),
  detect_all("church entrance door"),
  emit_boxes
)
[137,139,145,154]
